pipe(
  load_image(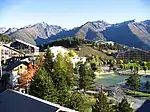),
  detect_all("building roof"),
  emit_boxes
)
[0,89,77,112]
[3,44,25,55]
[15,39,39,49]
[5,61,29,71]
[116,48,150,58]
[136,100,150,112]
